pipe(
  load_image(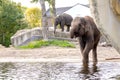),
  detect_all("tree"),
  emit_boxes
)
[47,0,56,24]
[39,0,48,40]
[31,0,56,40]
[31,0,56,13]
[25,7,42,28]
[0,0,28,47]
